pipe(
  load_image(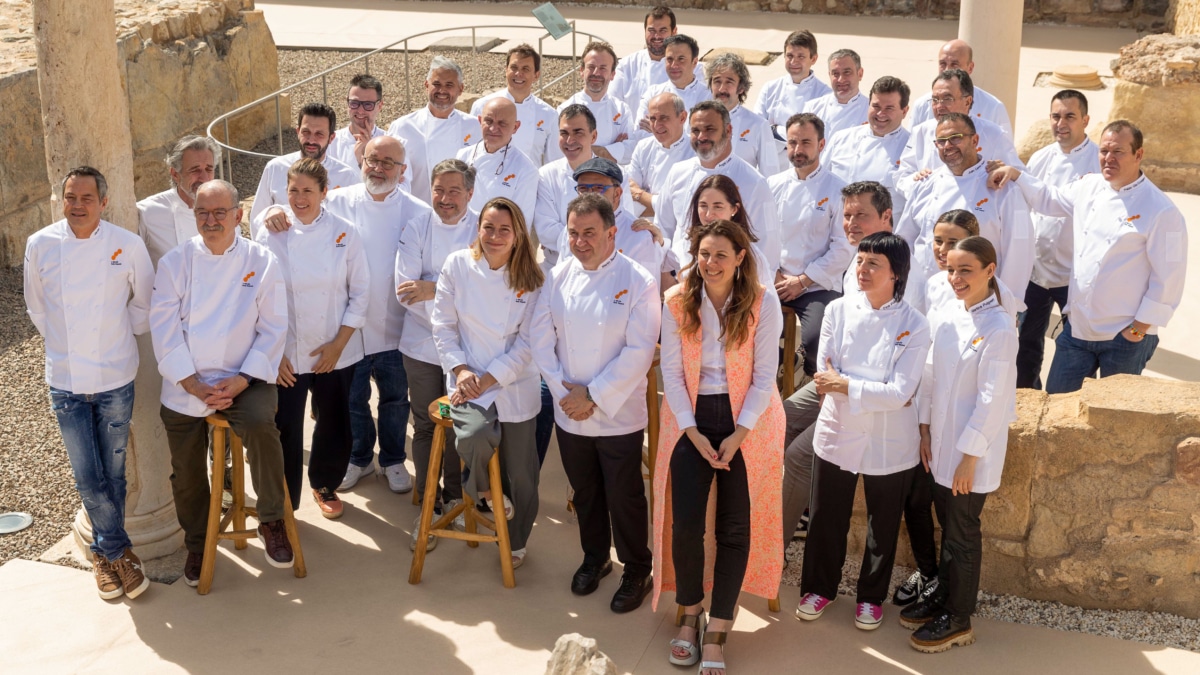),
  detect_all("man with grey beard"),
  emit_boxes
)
[137,135,221,267]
